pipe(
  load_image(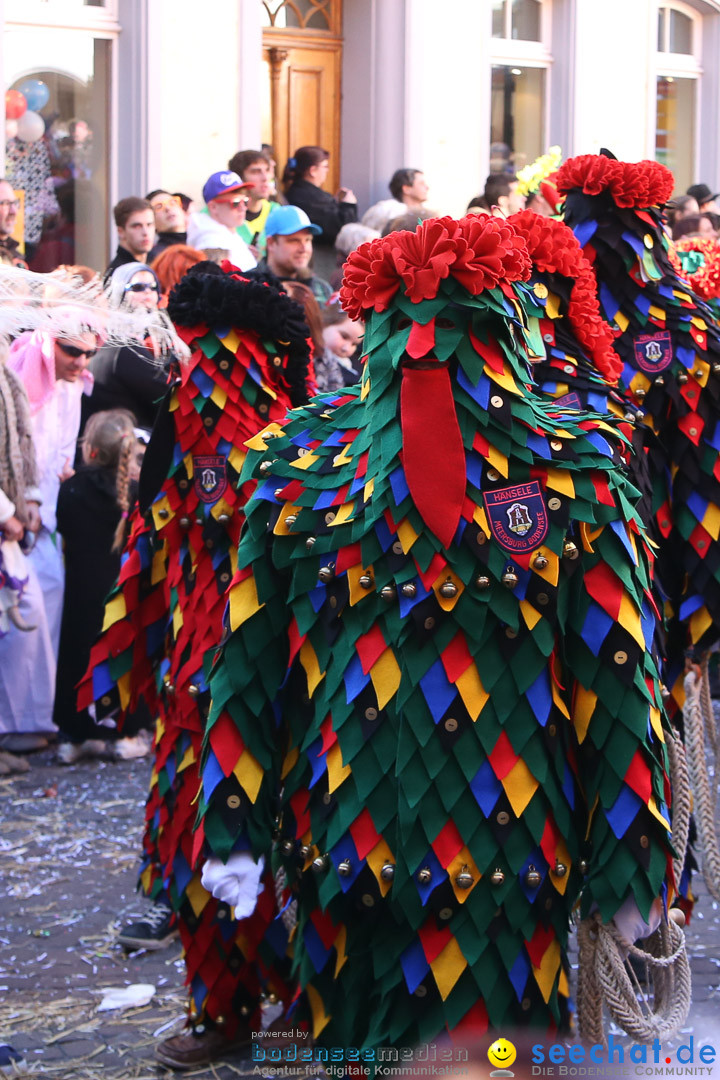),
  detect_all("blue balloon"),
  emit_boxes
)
[17,79,50,113]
